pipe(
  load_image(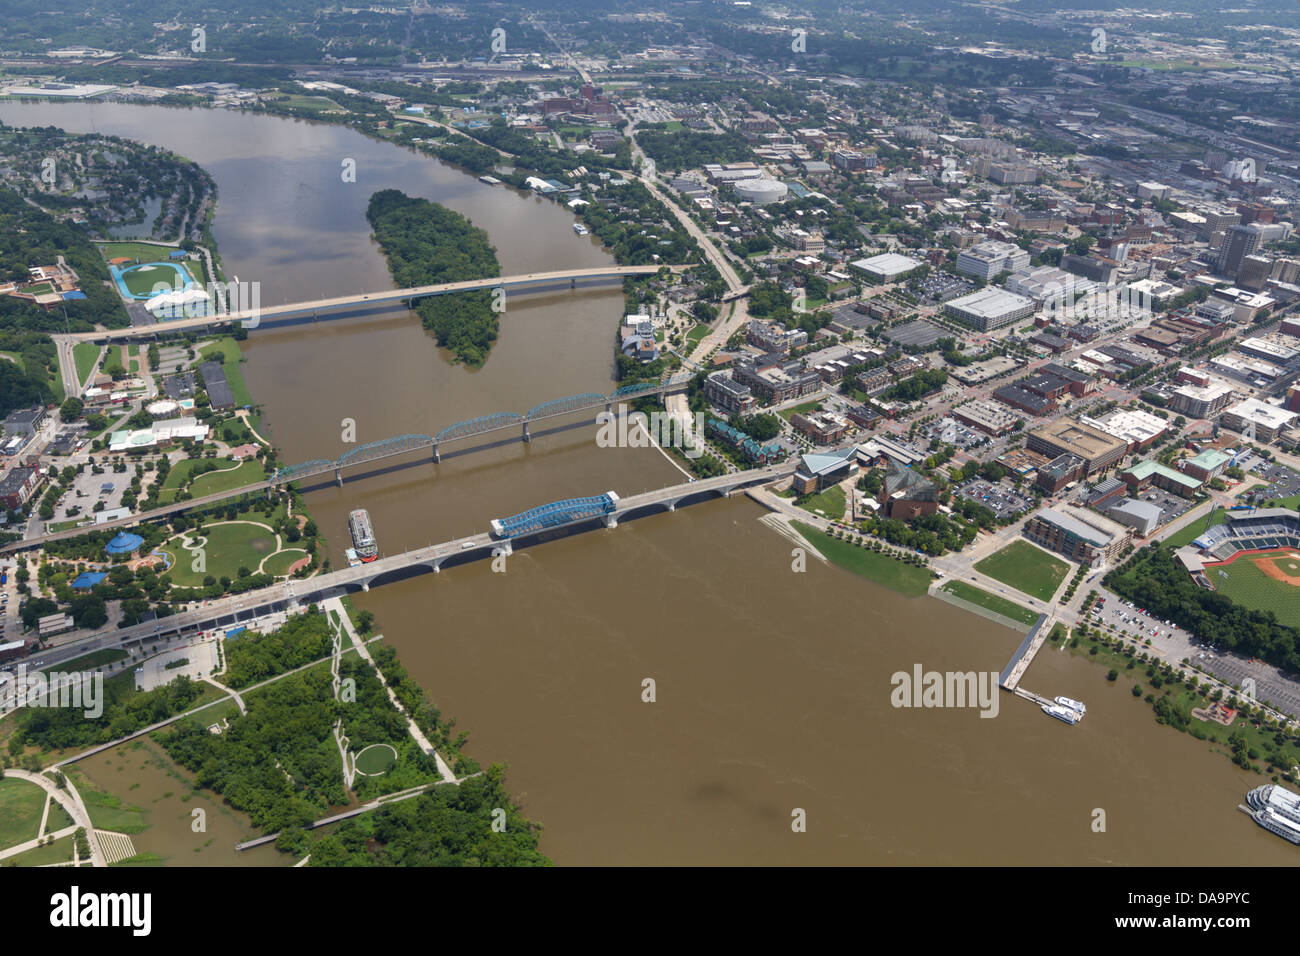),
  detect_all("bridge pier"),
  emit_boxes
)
[522,421,531,443]
[361,580,370,592]
[335,467,343,487]
[604,514,618,529]
[432,442,440,464]
[493,540,513,557]
[570,277,576,289]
